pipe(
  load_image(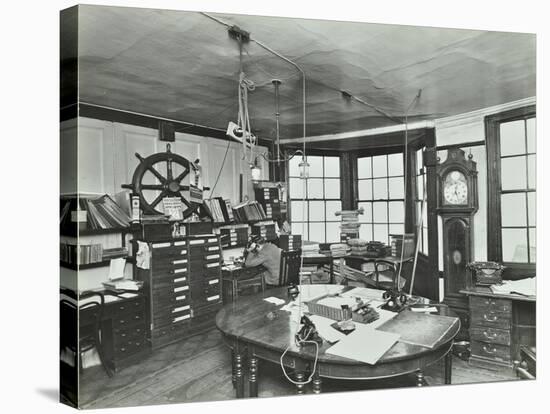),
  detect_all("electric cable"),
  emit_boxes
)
[208,138,232,197]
